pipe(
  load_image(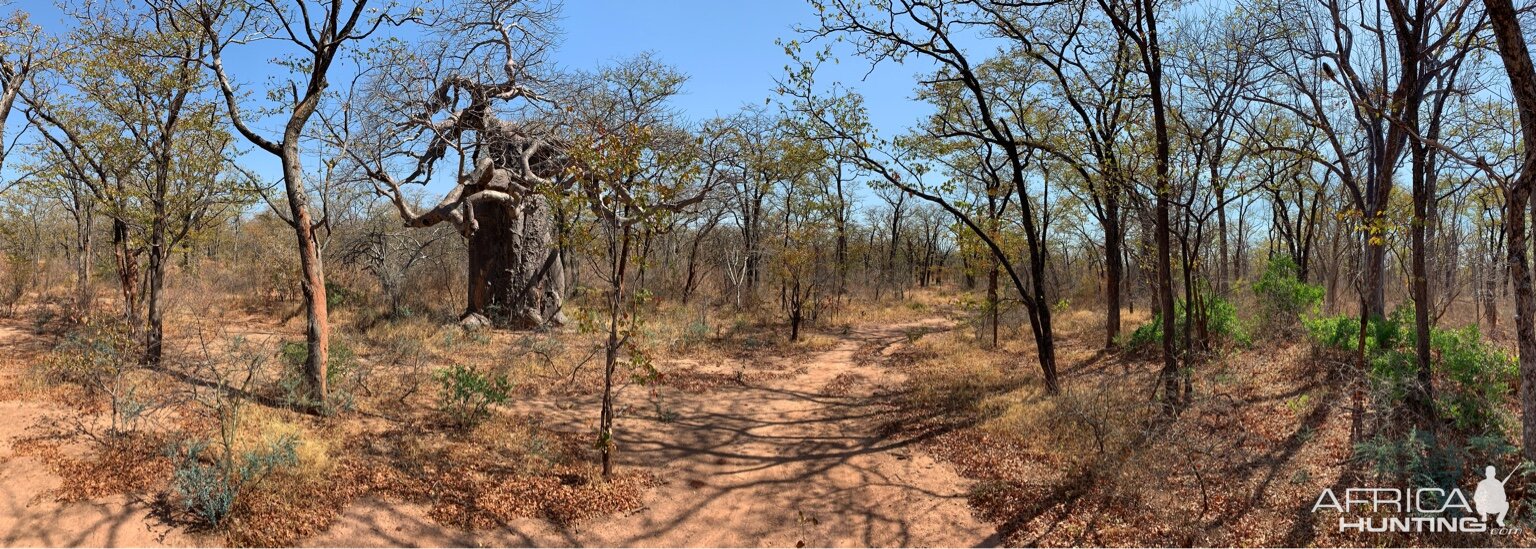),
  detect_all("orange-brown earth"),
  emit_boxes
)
[2,303,1533,547]
[0,313,996,547]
